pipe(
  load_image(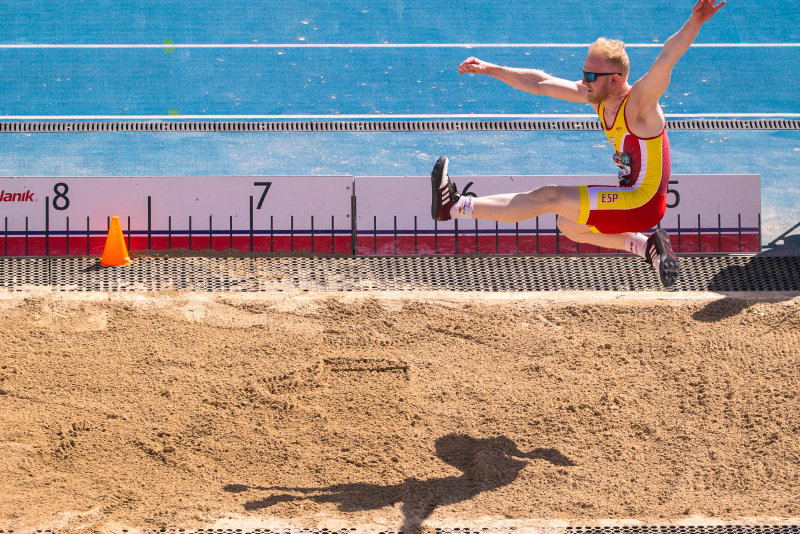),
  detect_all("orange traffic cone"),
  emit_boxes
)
[100,216,131,267]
